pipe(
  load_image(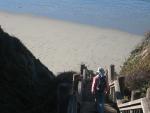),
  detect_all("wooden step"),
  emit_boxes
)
[80,102,118,113]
